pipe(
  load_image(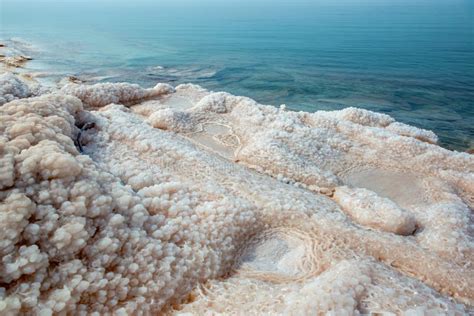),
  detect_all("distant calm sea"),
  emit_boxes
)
[1,0,473,150]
